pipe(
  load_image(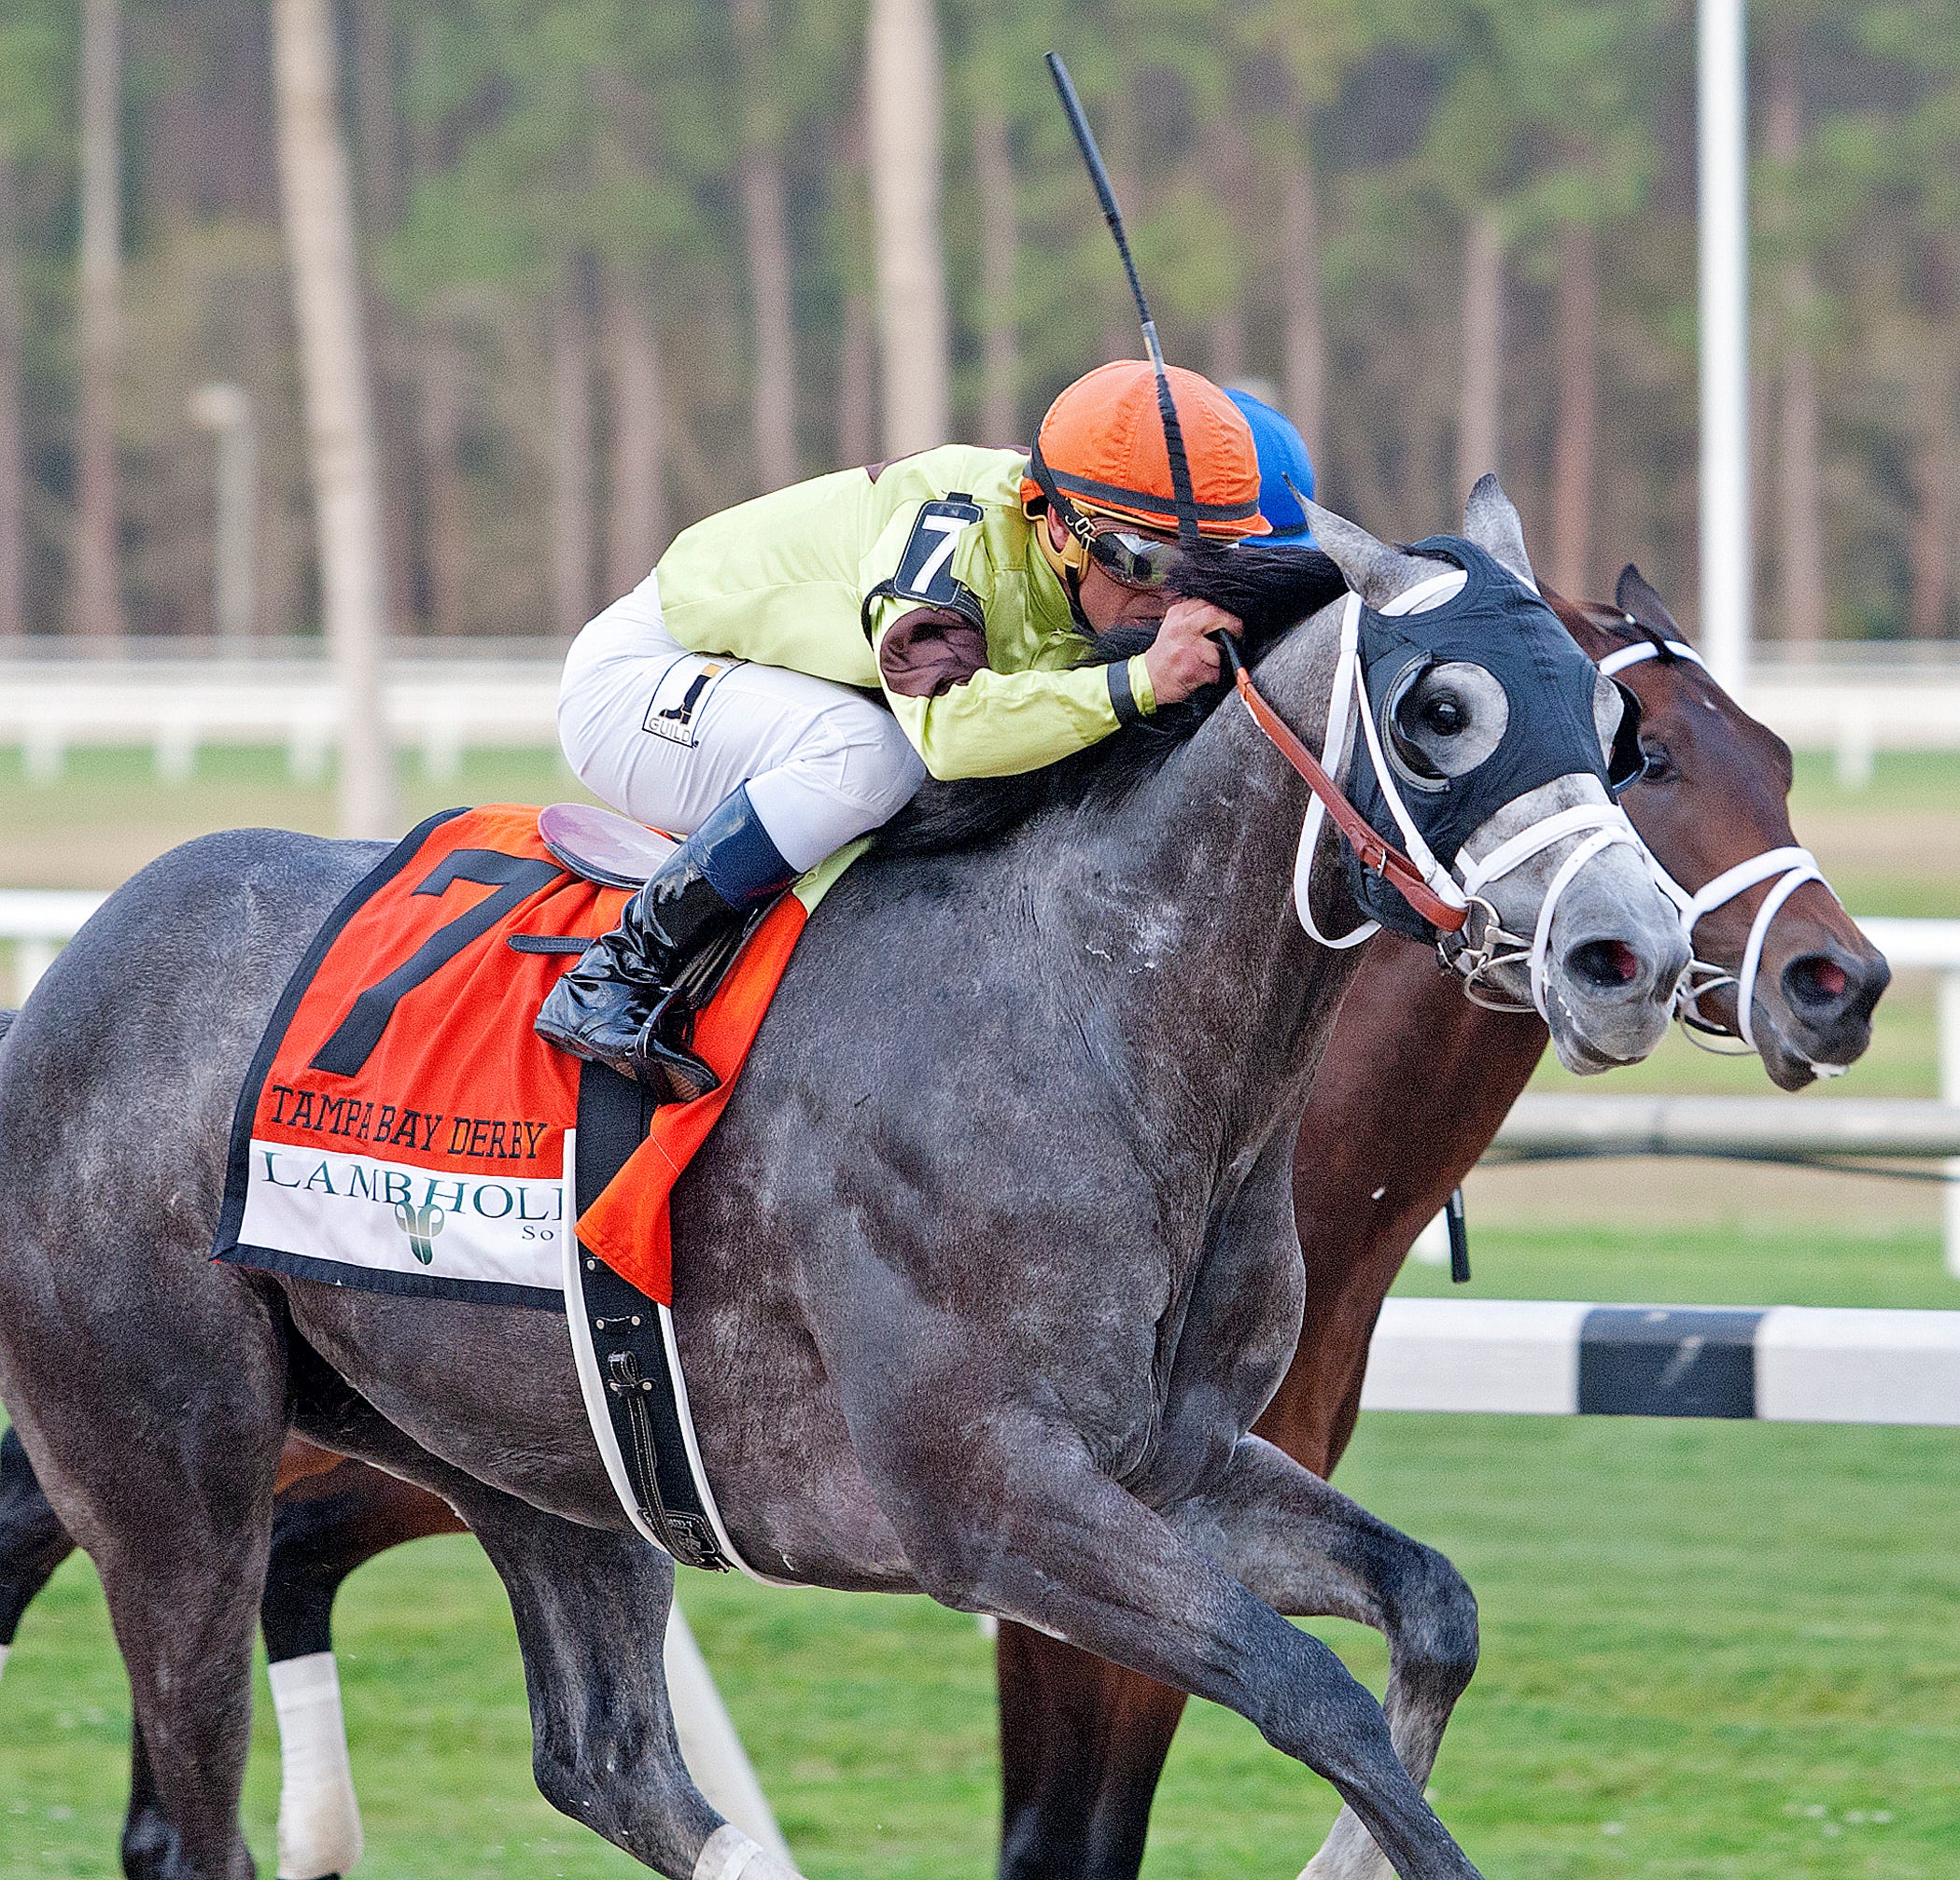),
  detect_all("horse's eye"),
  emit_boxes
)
[1641,740,1676,784]
[1422,694,1465,737]
[1385,660,1504,786]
